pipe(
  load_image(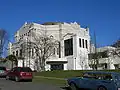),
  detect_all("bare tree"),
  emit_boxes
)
[33,35,57,71]
[20,30,58,71]
[111,39,120,57]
